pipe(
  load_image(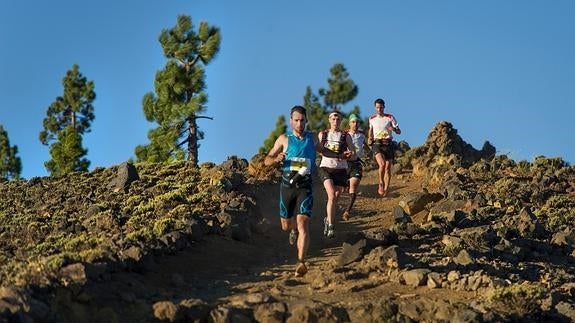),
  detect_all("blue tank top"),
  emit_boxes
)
[282,132,316,174]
